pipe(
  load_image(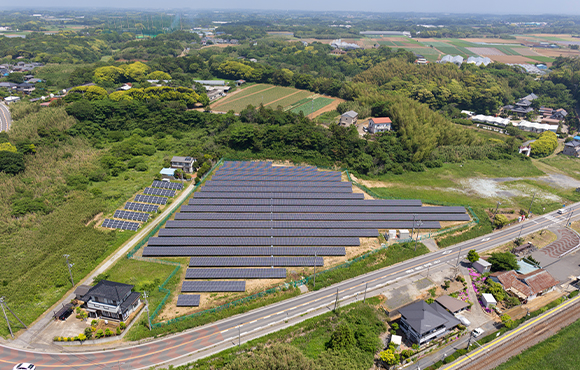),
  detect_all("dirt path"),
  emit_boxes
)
[211,84,275,109]
[307,97,345,119]
[264,89,305,107]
